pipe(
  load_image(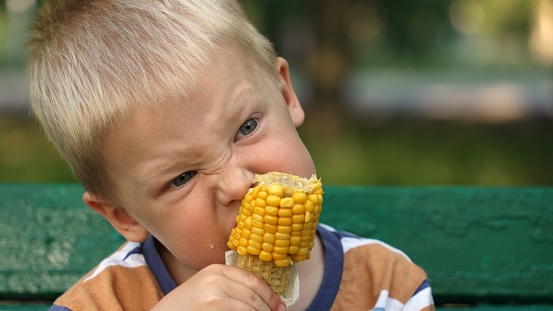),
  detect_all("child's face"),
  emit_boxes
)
[98,47,315,277]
